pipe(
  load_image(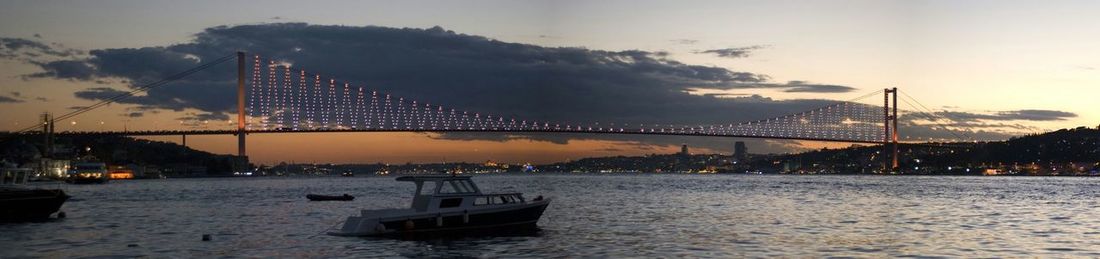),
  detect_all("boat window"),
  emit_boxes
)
[455,181,471,192]
[439,182,458,193]
[451,181,469,193]
[461,180,478,192]
[419,181,438,195]
[474,197,490,206]
[440,180,476,194]
[439,198,463,208]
